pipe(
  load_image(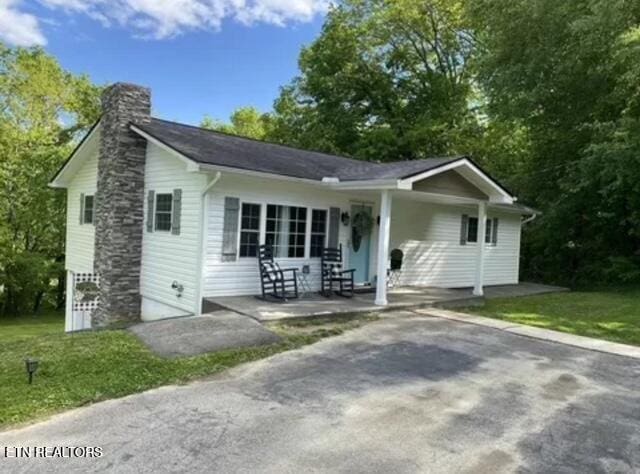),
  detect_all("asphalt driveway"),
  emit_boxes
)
[2,311,639,473]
